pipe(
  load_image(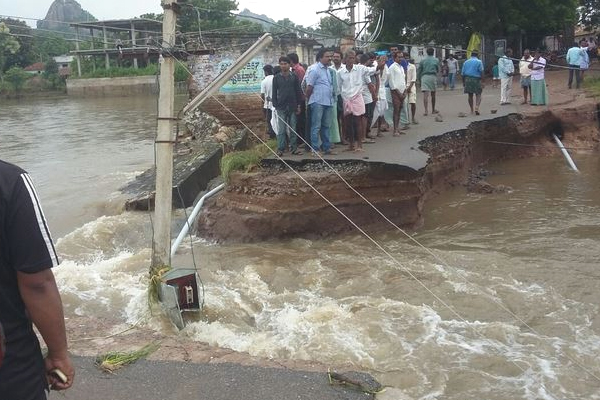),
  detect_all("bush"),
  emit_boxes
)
[3,67,29,94]
[76,64,160,79]
[583,76,600,96]
[220,140,276,182]
[73,63,190,82]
